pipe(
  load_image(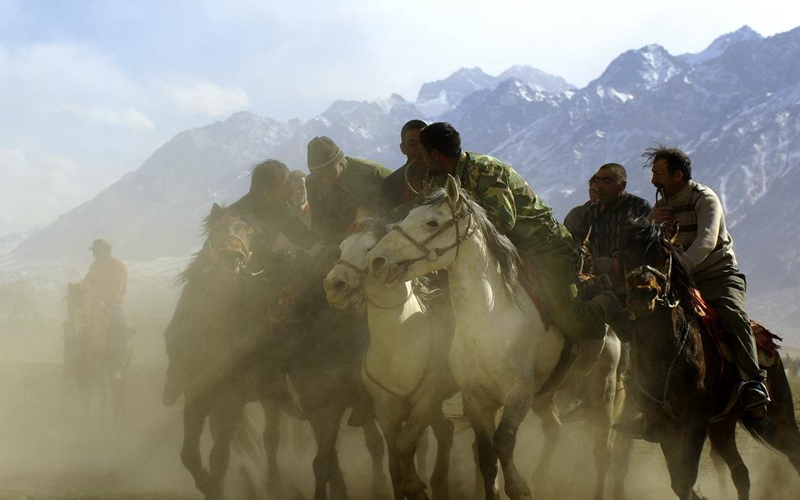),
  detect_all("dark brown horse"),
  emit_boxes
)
[166,204,385,500]
[621,220,800,499]
[166,205,296,499]
[267,245,388,500]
